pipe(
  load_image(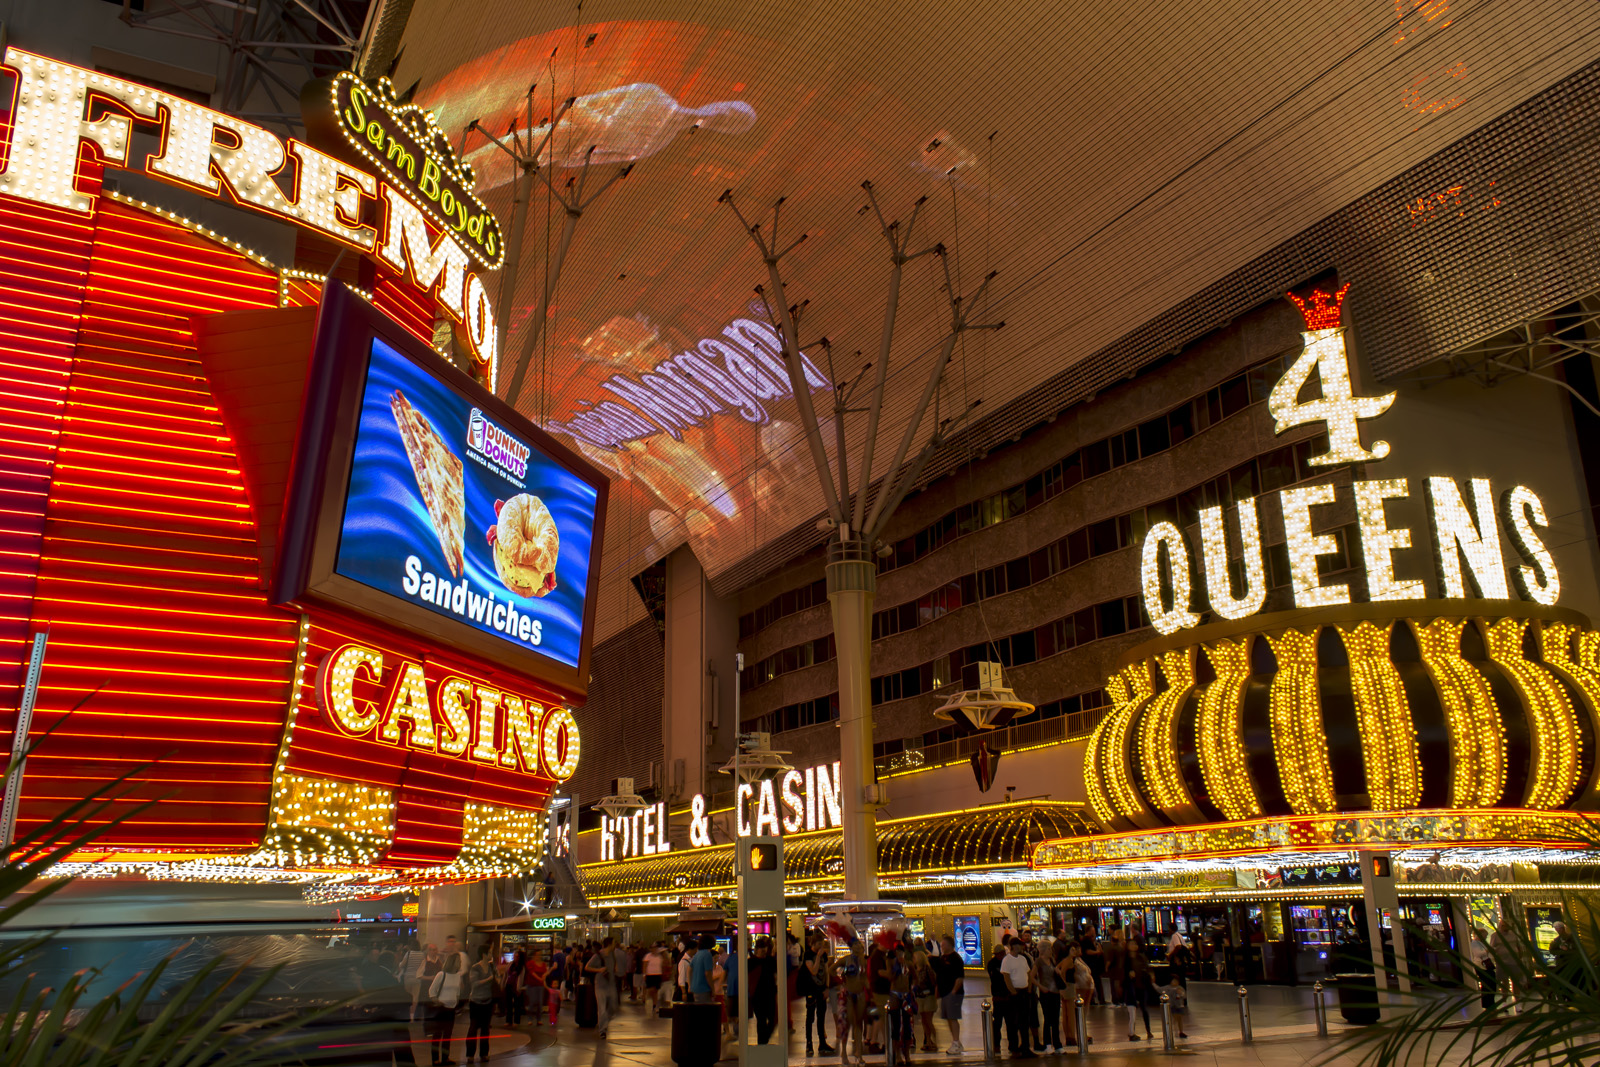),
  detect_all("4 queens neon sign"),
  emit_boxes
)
[1141,284,1561,635]
[0,50,500,380]
[314,643,578,780]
